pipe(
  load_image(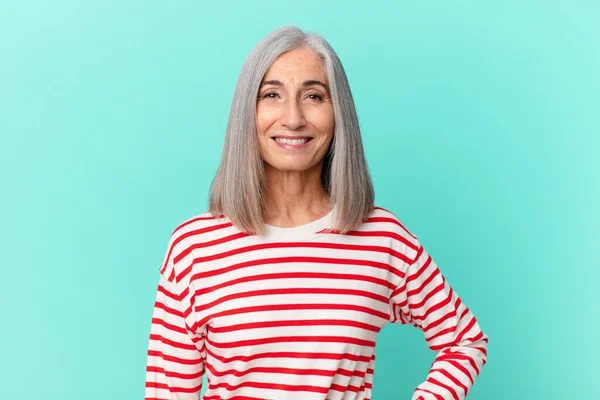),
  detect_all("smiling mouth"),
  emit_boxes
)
[272,137,313,145]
